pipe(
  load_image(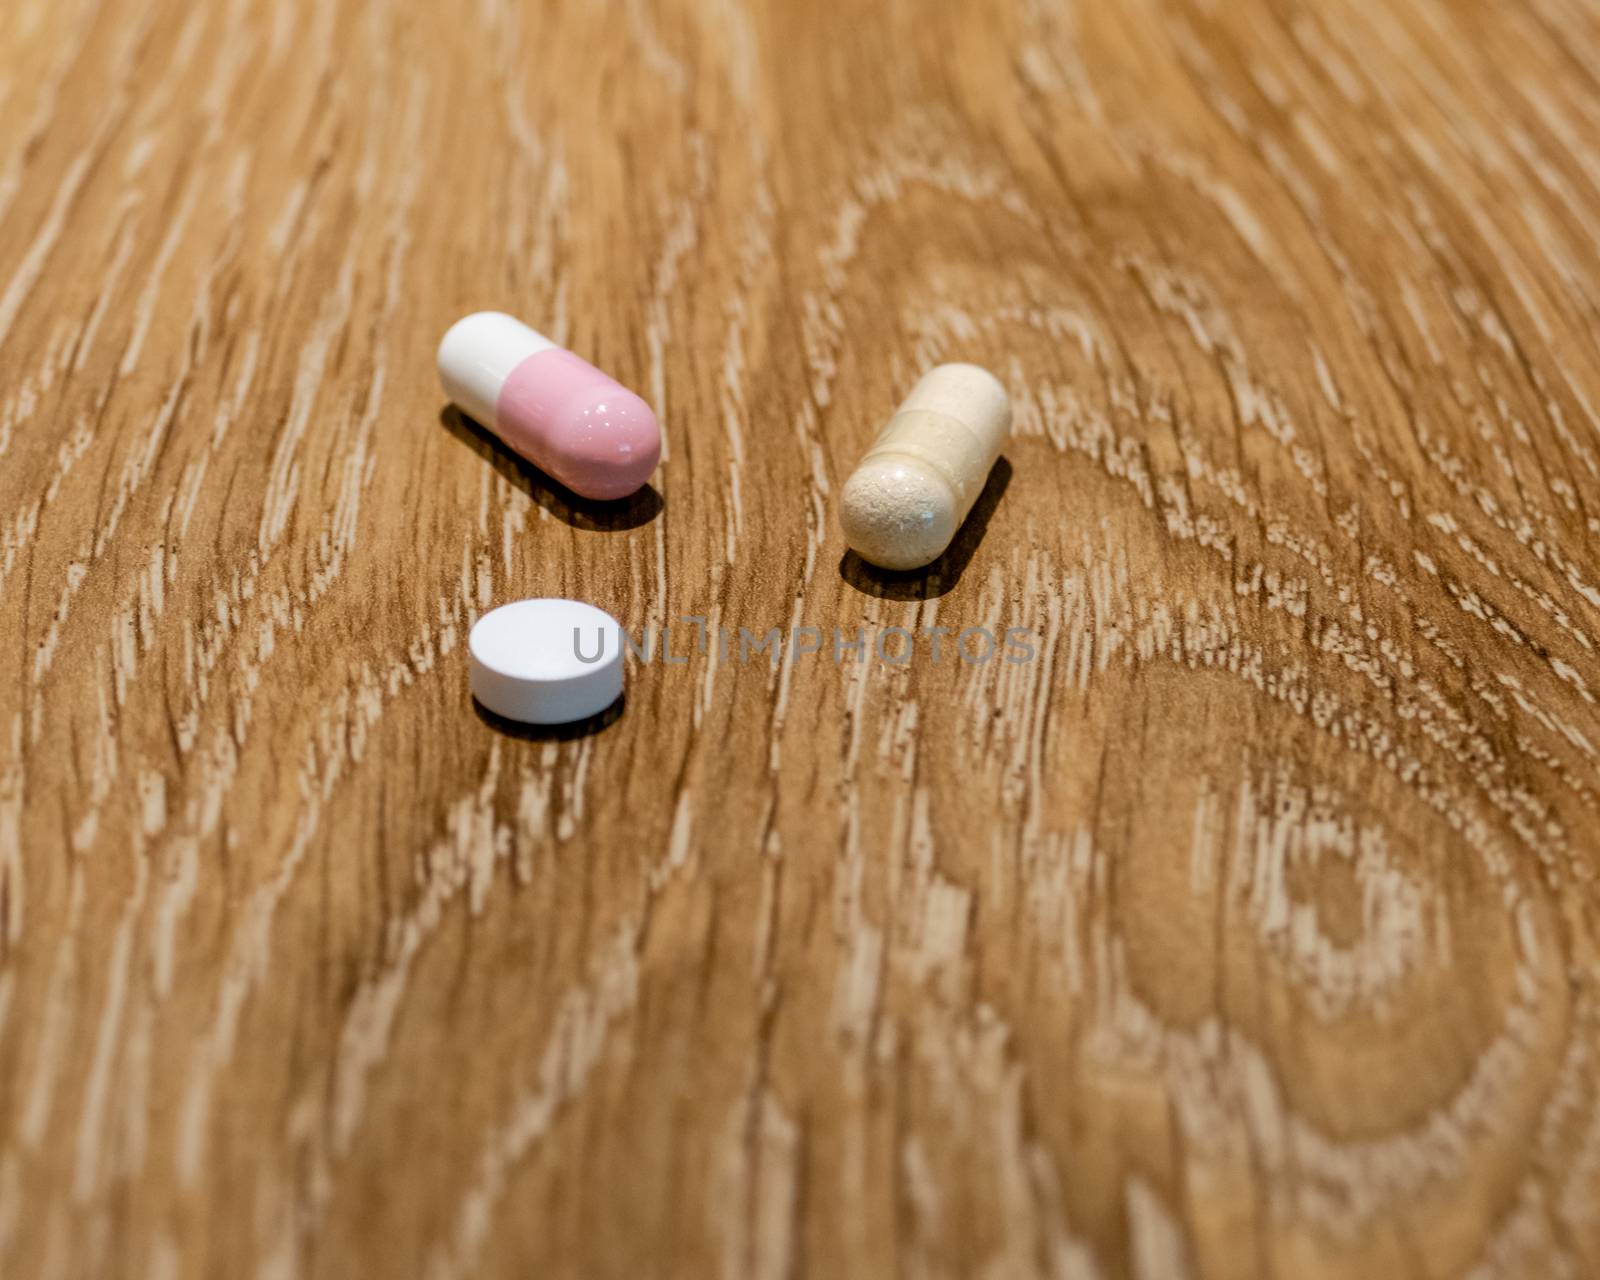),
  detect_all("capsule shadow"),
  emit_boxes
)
[839,456,1012,601]
[439,405,662,531]
[470,693,626,741]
